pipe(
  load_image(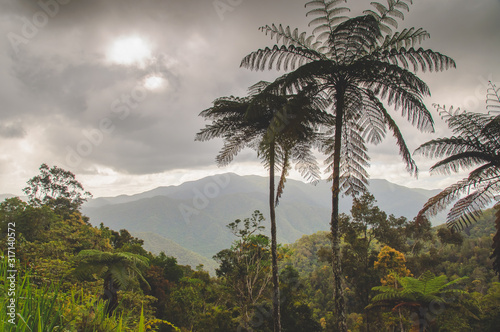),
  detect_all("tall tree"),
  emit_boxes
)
[23,163,92,214]
[240,1,455,330]
[340,193,411,330]
[213,211,272,329]
[196,82,330,331]
[415,82,500,274]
